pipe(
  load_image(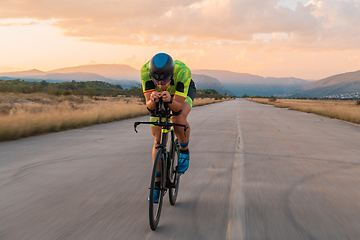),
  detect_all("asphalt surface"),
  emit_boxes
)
[0,99,360,240]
